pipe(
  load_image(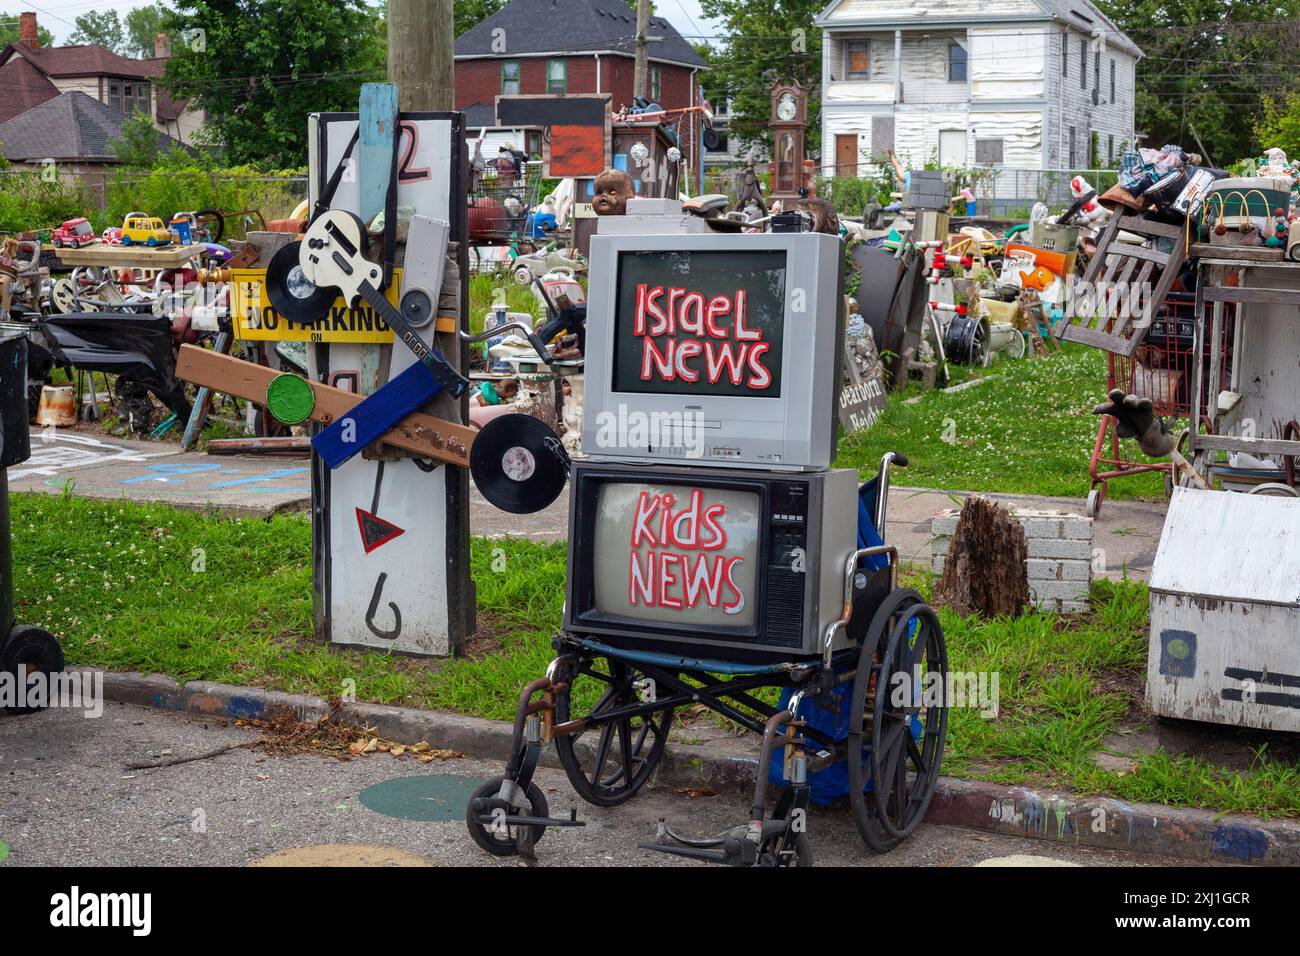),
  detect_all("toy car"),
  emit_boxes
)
[119,213,172,247]
[51,217,97,249]
[100,227,123,246]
